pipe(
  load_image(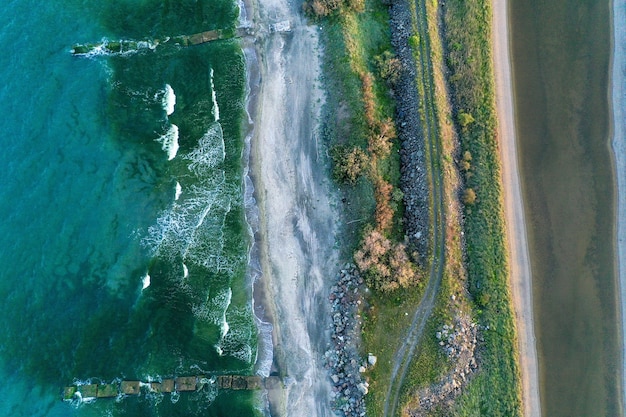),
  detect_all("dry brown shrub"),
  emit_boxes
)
[462,188,477,205]
[389,243,416,288]
[354,230,391,272]
[361,72,376,127]
[374,179,394,232]
[355,231,421,292]
[346,0,365,12]
[304,0,342,17]
[368,118,396,158]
